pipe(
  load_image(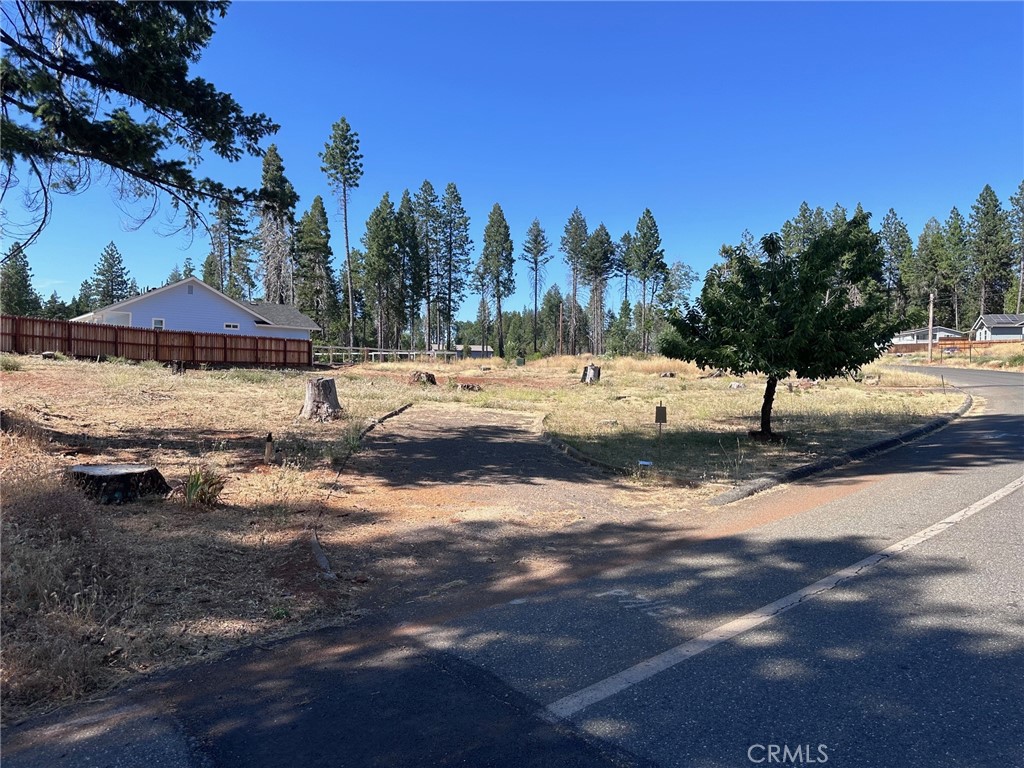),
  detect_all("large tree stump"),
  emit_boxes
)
[70,464,171,505]
[580,364,601,385]
[408,371,437,385]
[299,377,344,422]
